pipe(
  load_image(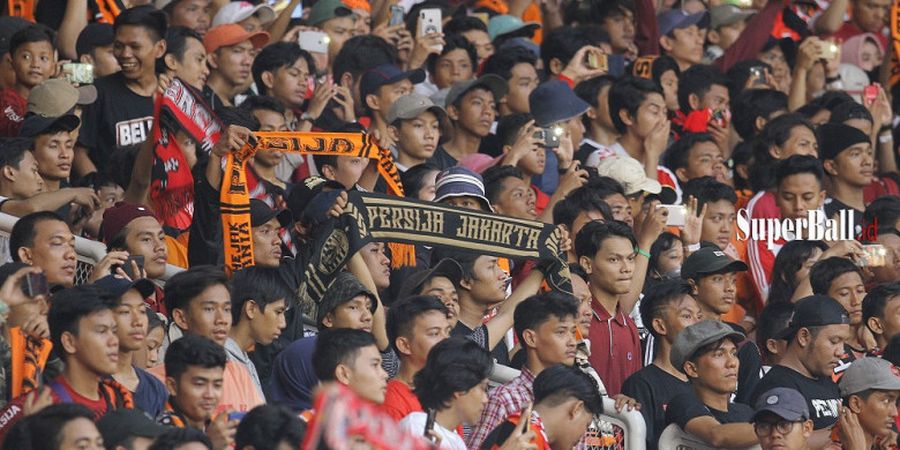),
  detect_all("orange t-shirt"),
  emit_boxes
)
[149,359,264,413]
[381,379,422,421]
